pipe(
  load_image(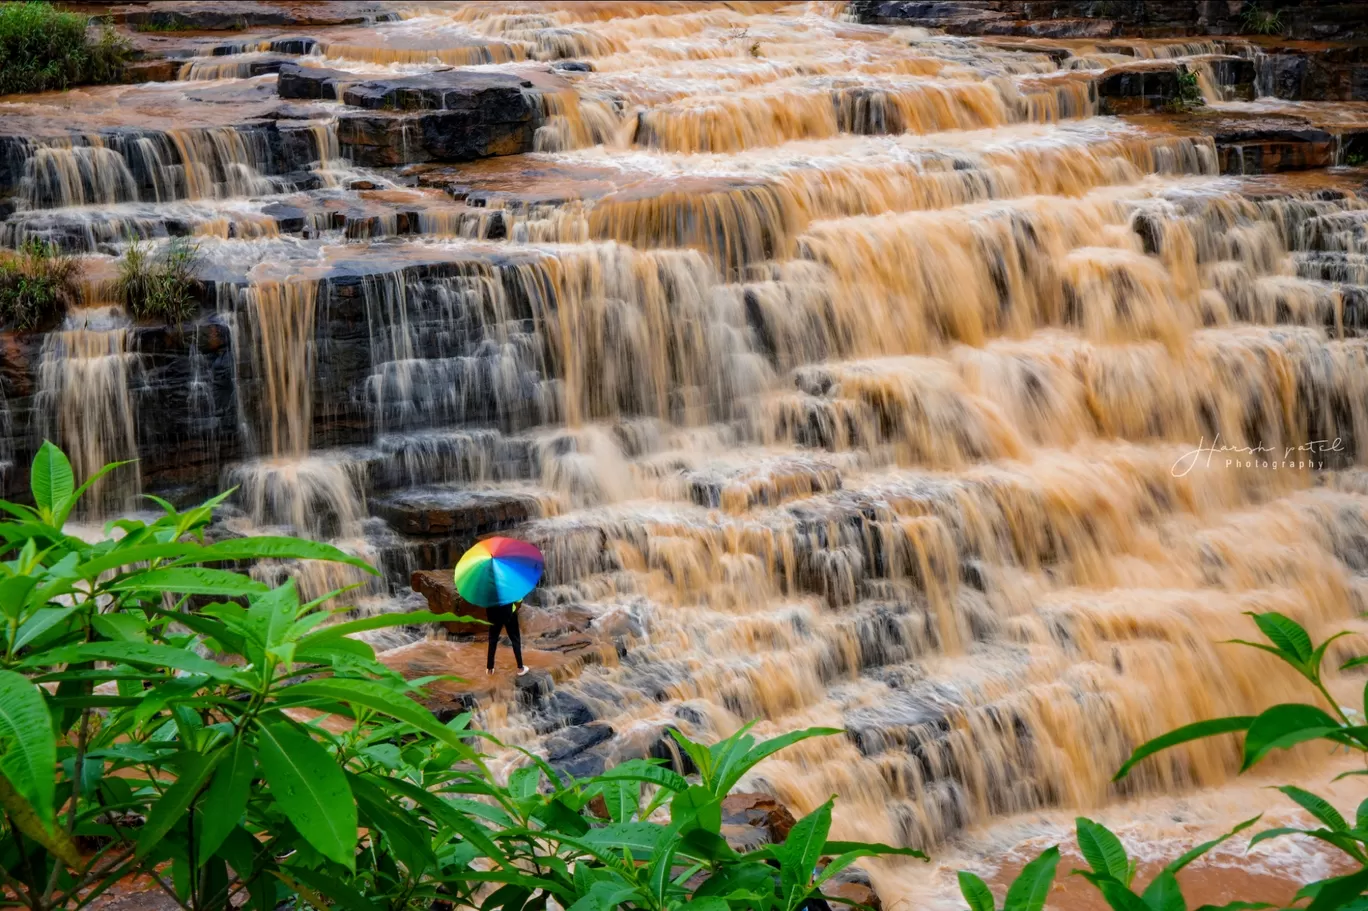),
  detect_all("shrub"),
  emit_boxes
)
[116,237,202,324]
[962,612,1368,911]
[0,444,918,911]
[1167,68,1205,113]
[0,2,129,96]
[0,237,79,330]
[1240,2,1285,36]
